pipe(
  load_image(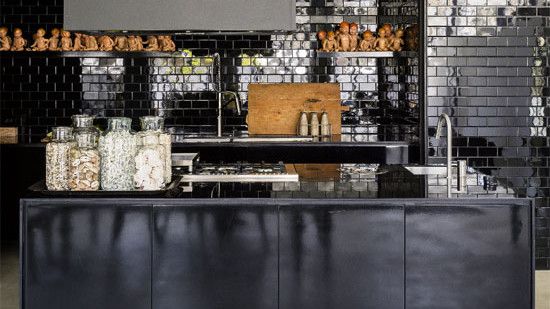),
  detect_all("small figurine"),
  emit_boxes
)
[382,23,393,37]
[11,28,26,51]
[0,26,11,51]
[316,30,326,51]
[322,31,338,52]
[359,30,376,51]
[98,35,114,51]
[114,35,129,51]
[127,35,138,51]
[389,28,404,51]
[73,32,84,51]
[83,34,98,51]
[135,35,144,50]
[30,28,48,51]
[375,28,390,51]
[160,35,176,52]
[60,30,72,51]
[128,35,144,51]
[48,28,61,51]
[337,21,351,52]
[349,23,359,51]
[144,35,159,51]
